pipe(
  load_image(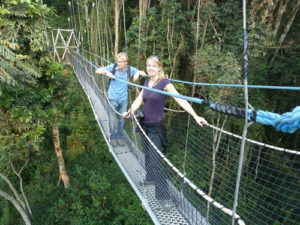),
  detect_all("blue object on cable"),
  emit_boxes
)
[255,106,300,133]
